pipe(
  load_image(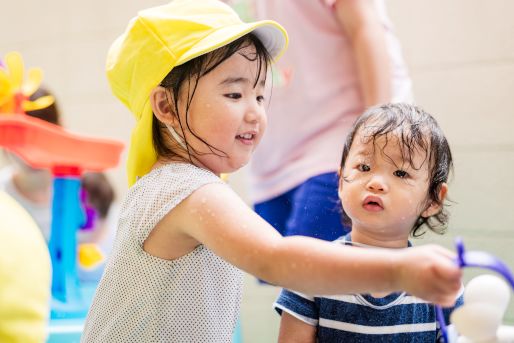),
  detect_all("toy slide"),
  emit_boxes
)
[0,114,123,172]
